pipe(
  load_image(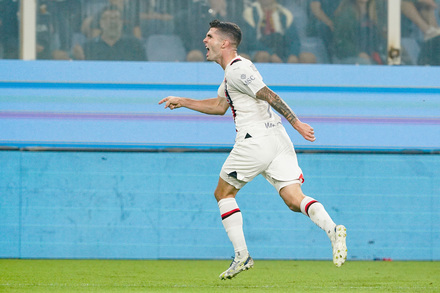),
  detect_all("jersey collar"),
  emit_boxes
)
[227,56,242,68]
